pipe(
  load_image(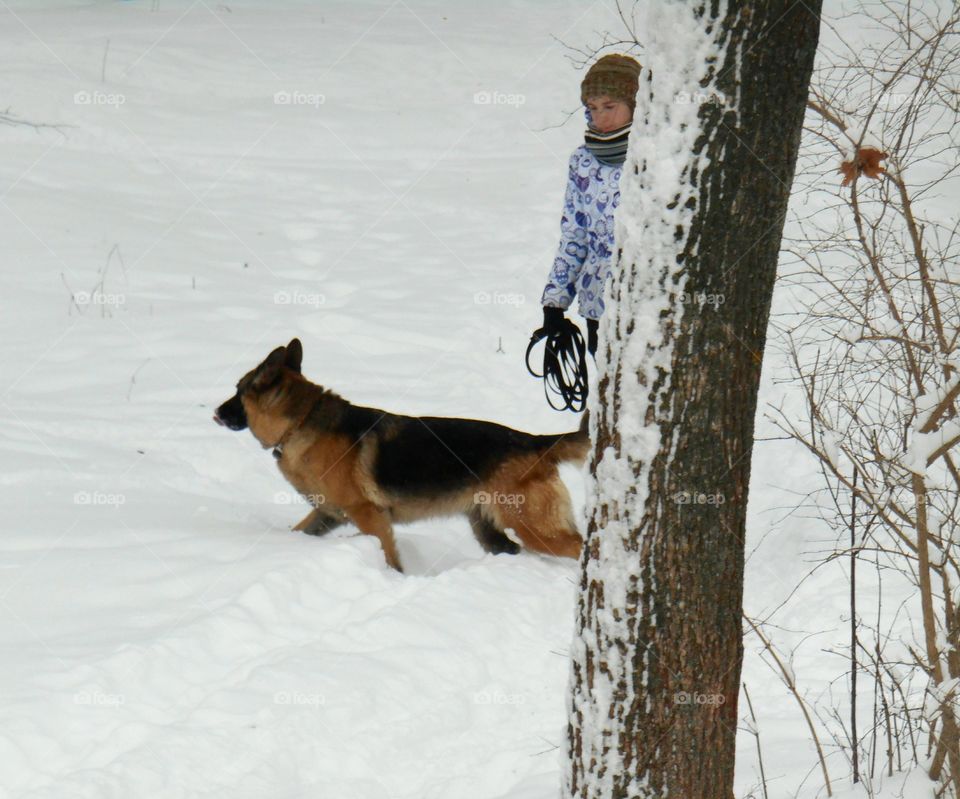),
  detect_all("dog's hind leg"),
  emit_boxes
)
[344,502,403,572]
[468,507,520,555]
[293,508,345,537]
